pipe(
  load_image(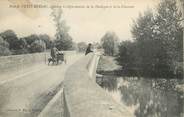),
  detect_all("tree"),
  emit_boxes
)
[30,39,46,53]
[116,41,140,76]
[54,33,73,50]
[0,30,20,50]
[156,0,183,61]
[39,34,52,49]
[154,0,183,77]
[71,42,78,50]
[117,0,183,78]
[0,36,11,56]
[93,42,102,49]
[18,38,27,49]
[77,42,87,52]
[24,34,40,46]
[101,31,119,56]
[11,38,29,55]
[131,10,162,77]
[51,8,73,50]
